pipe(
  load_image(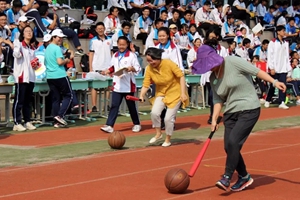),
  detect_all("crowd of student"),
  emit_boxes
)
[1,0,300,133]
